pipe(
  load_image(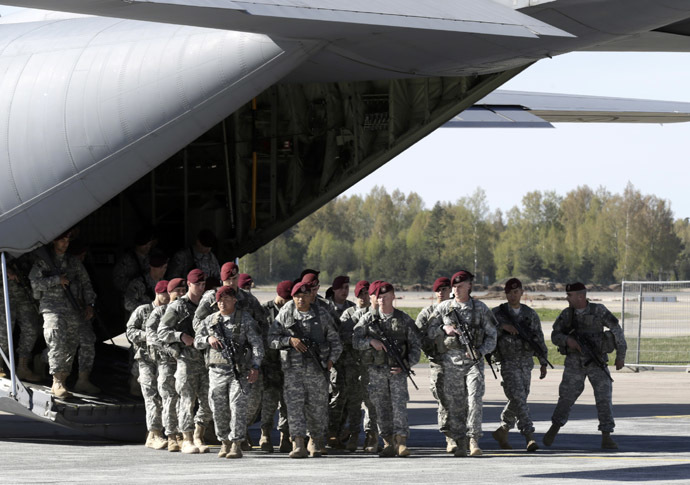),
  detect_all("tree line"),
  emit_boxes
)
[240,183,690,287]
